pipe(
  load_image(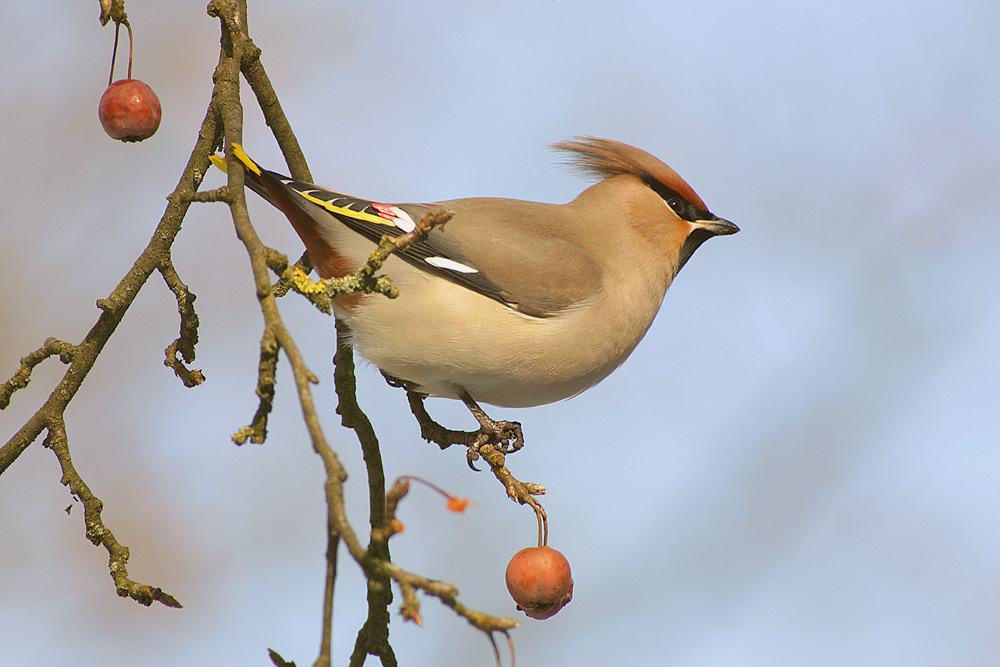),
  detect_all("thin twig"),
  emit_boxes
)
[159,261,204,388]
[0,338,77,412]
[44,418,182,608]
[230,327,280,445]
